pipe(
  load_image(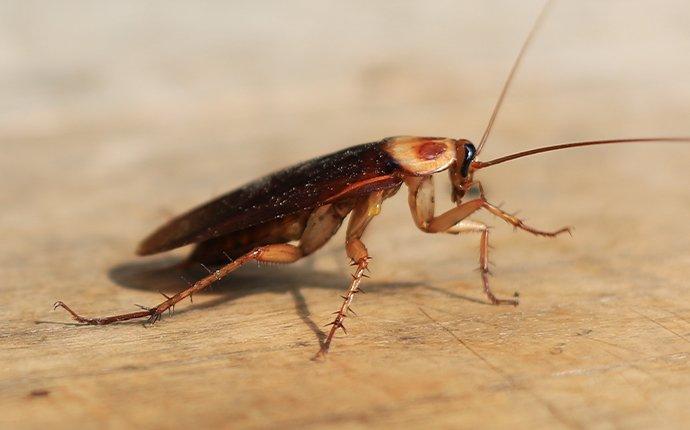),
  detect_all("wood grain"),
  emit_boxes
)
[2,1,690,429]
